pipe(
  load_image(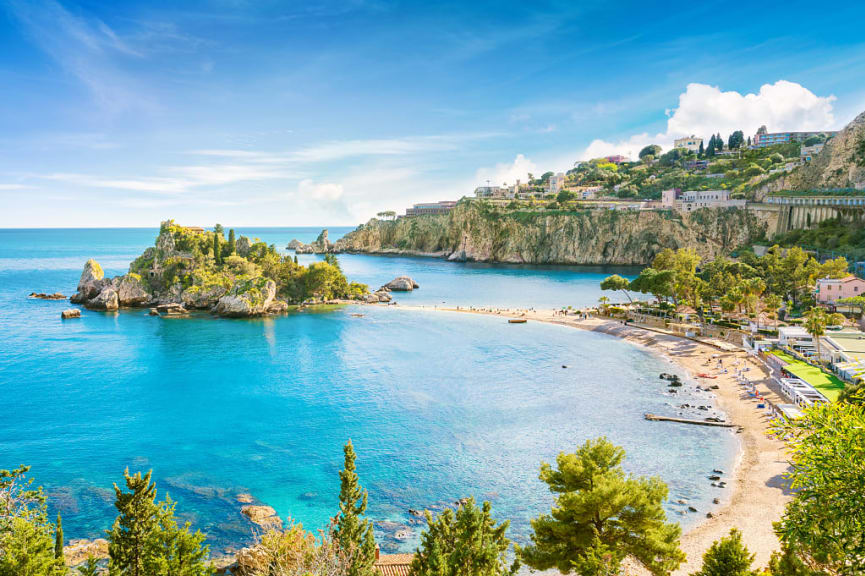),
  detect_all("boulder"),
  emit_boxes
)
[115,274,150,306]
[236,493,254,504]
[240,505,283,531]
[383,276,419,291]
[295,244,314,254]
[87,287,119,310]
[156,303,188,315]
[61,309,81,319]
[286,239,305,250]
[215,278,276,317]
[71,259,106,302]
[266,300,289,314]
[181,284,228,309]
[375,290,393,302]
